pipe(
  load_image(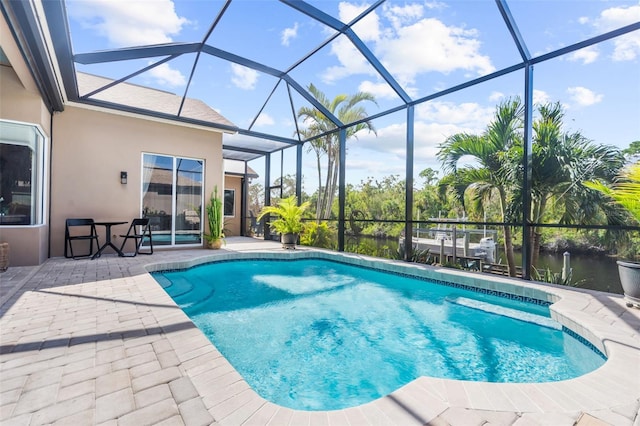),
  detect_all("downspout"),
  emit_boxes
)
[241,161,248,236]
[47,111,54,259]
[240,177,246,236]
